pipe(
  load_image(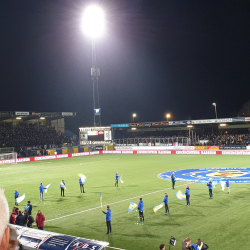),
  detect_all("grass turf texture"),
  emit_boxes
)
[1,154,250,250]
